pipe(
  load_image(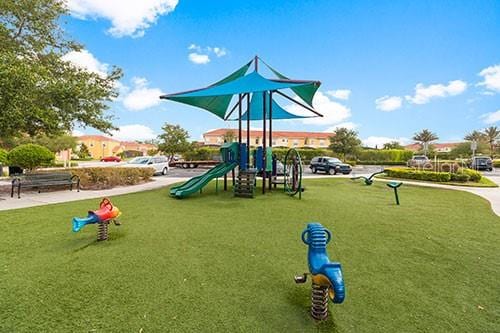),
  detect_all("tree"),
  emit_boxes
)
[449,141,489,159]
[328,127,361,160]
[483,126,499,157]
[222,130,236,143]
[383,141,404,150]
[157,124,190,162]
[77,143,91,159]
[412,129,438,156]
[464,130,485,142]
[0,0,122,140]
